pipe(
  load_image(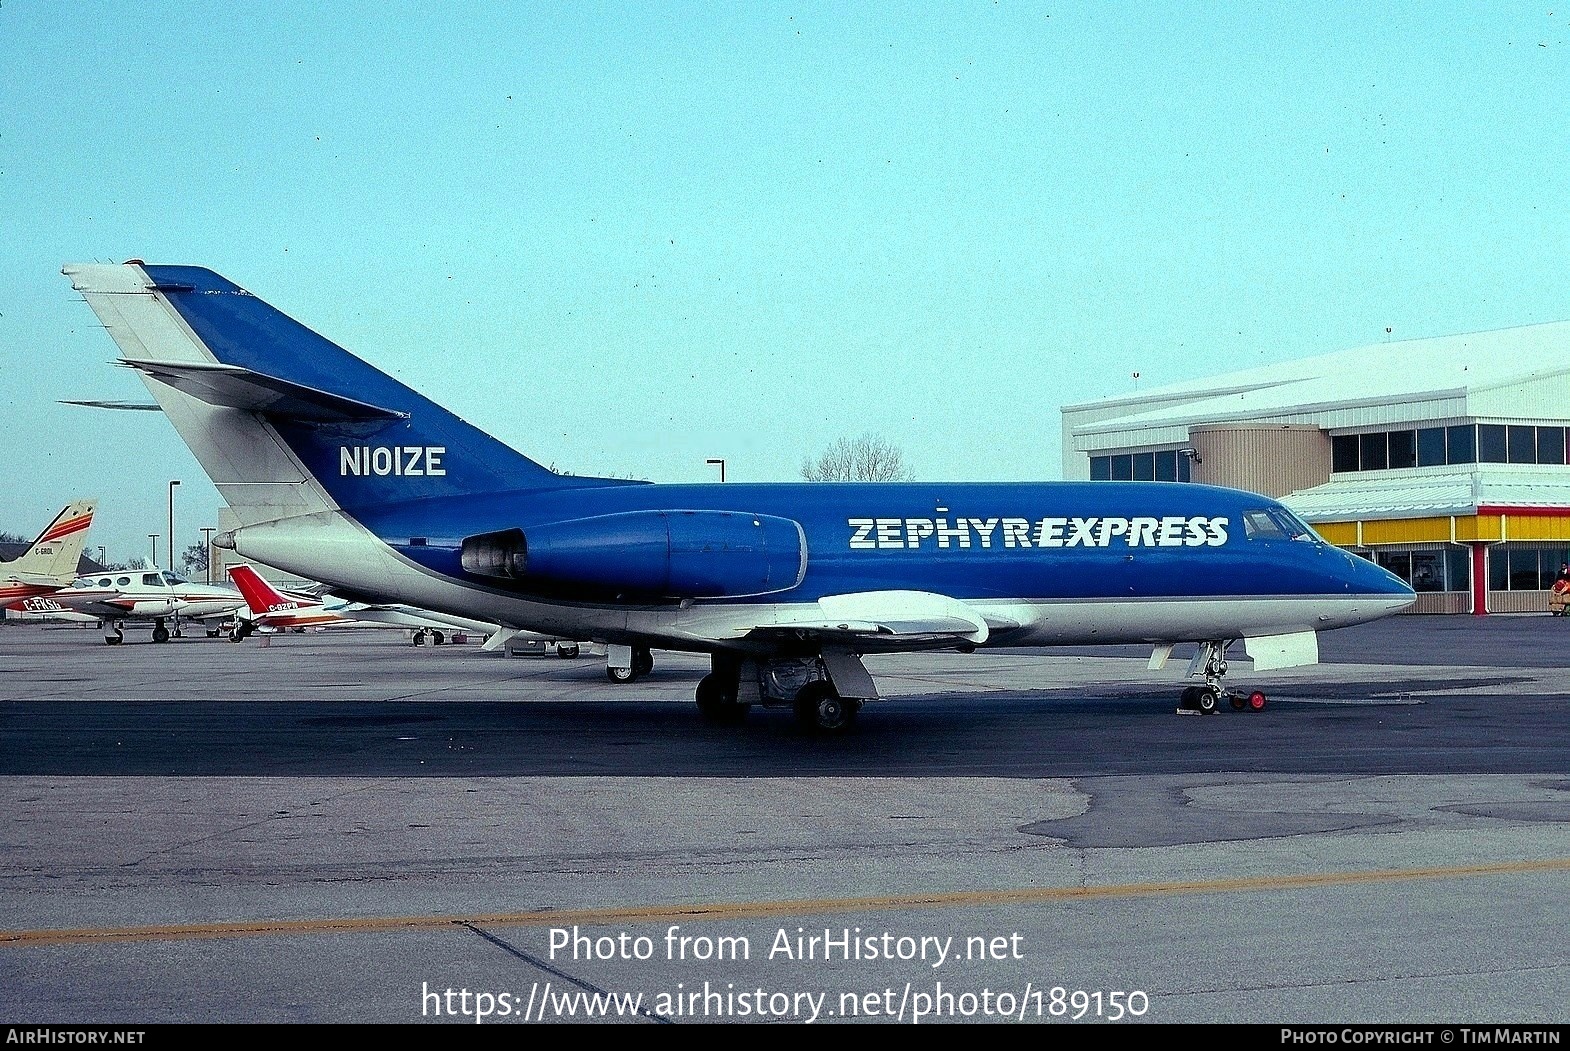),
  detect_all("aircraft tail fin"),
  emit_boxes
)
[2,500,96,586]
[62,263,627,527]
[227,563,310,617]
